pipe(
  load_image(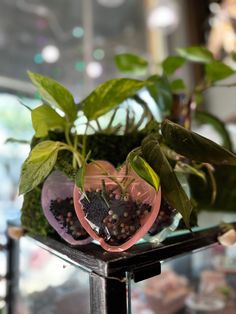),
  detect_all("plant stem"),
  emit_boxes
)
[92,161,134,196]
[73,134,78,169]
[59,144,83,168]
[205,164,217,204]
[106,108,118,131]
[92,160,124,191]
[198,163,217,204]
[65,124,73,146]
